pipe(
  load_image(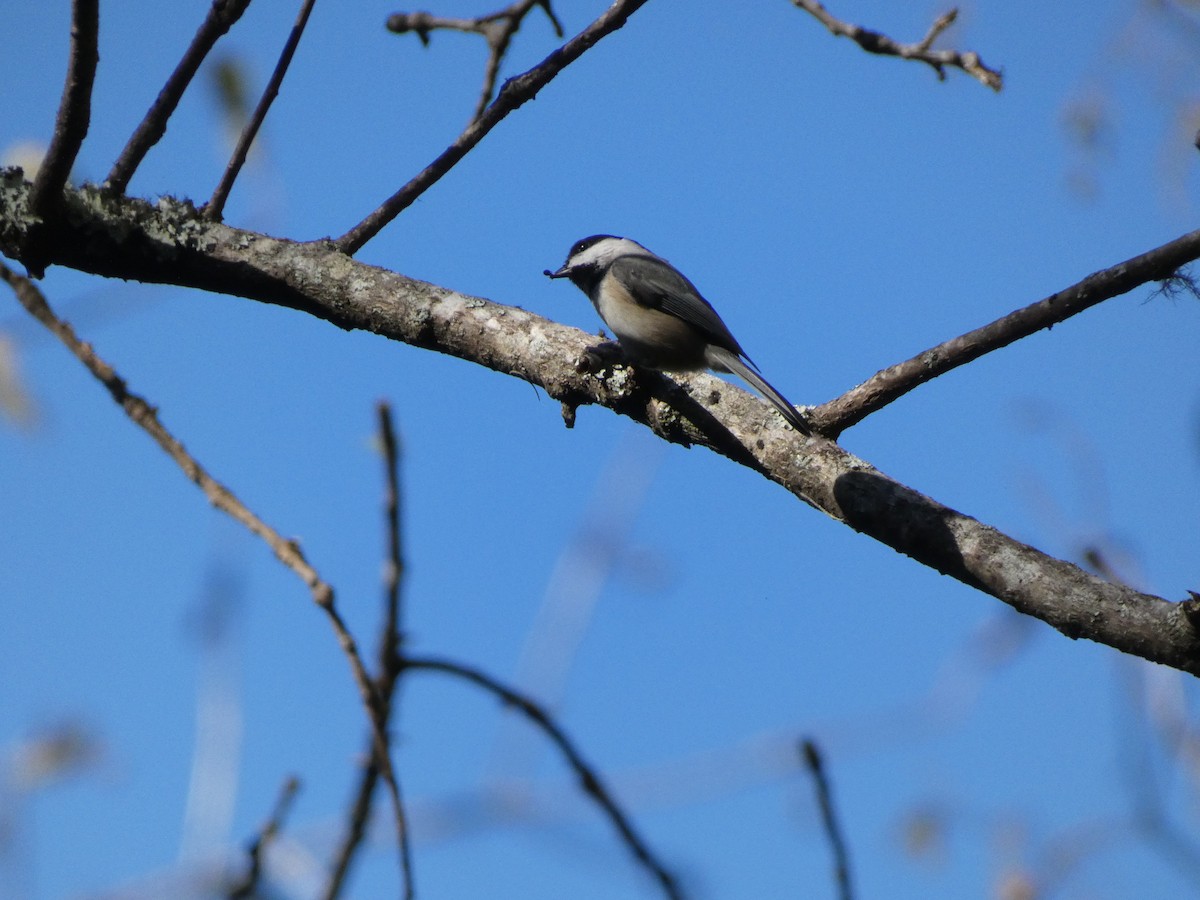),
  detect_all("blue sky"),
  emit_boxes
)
[2,1,1200,897]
